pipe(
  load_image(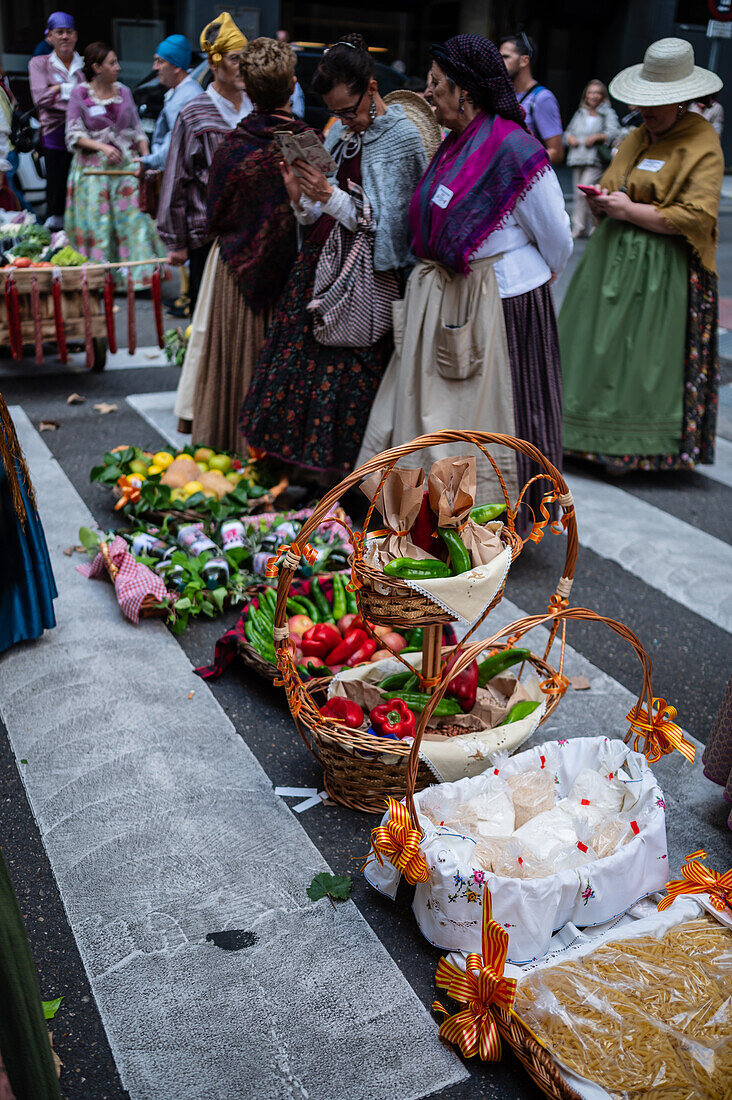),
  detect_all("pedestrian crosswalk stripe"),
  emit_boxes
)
[697,436,732,489]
